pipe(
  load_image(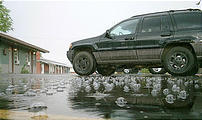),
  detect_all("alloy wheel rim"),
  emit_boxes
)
[124,69,130,73]
[152,68,162,72]
[76,56,90,71]
[168,52,188,71]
